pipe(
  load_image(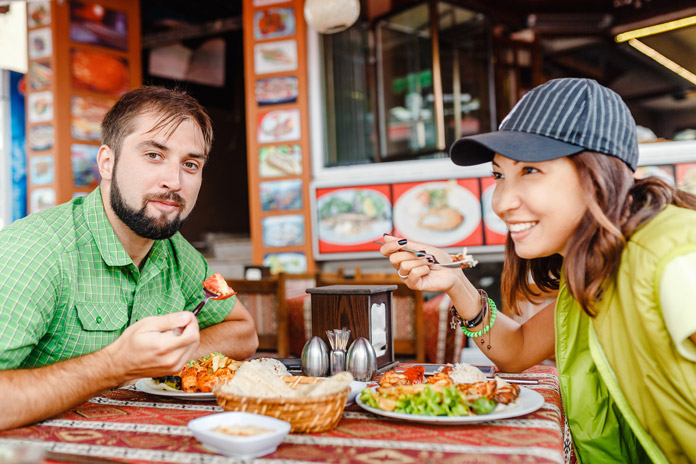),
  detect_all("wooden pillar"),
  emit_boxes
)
[242,0,316,274]
[24,0,141,213]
